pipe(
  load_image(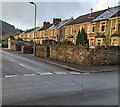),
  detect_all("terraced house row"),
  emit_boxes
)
[15,5,120,47]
